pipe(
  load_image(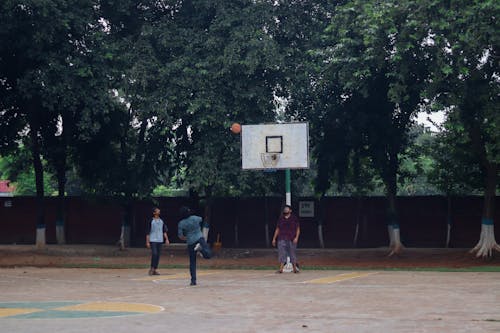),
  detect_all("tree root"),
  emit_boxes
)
[470,224,500,258]
[387,225,404,257]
